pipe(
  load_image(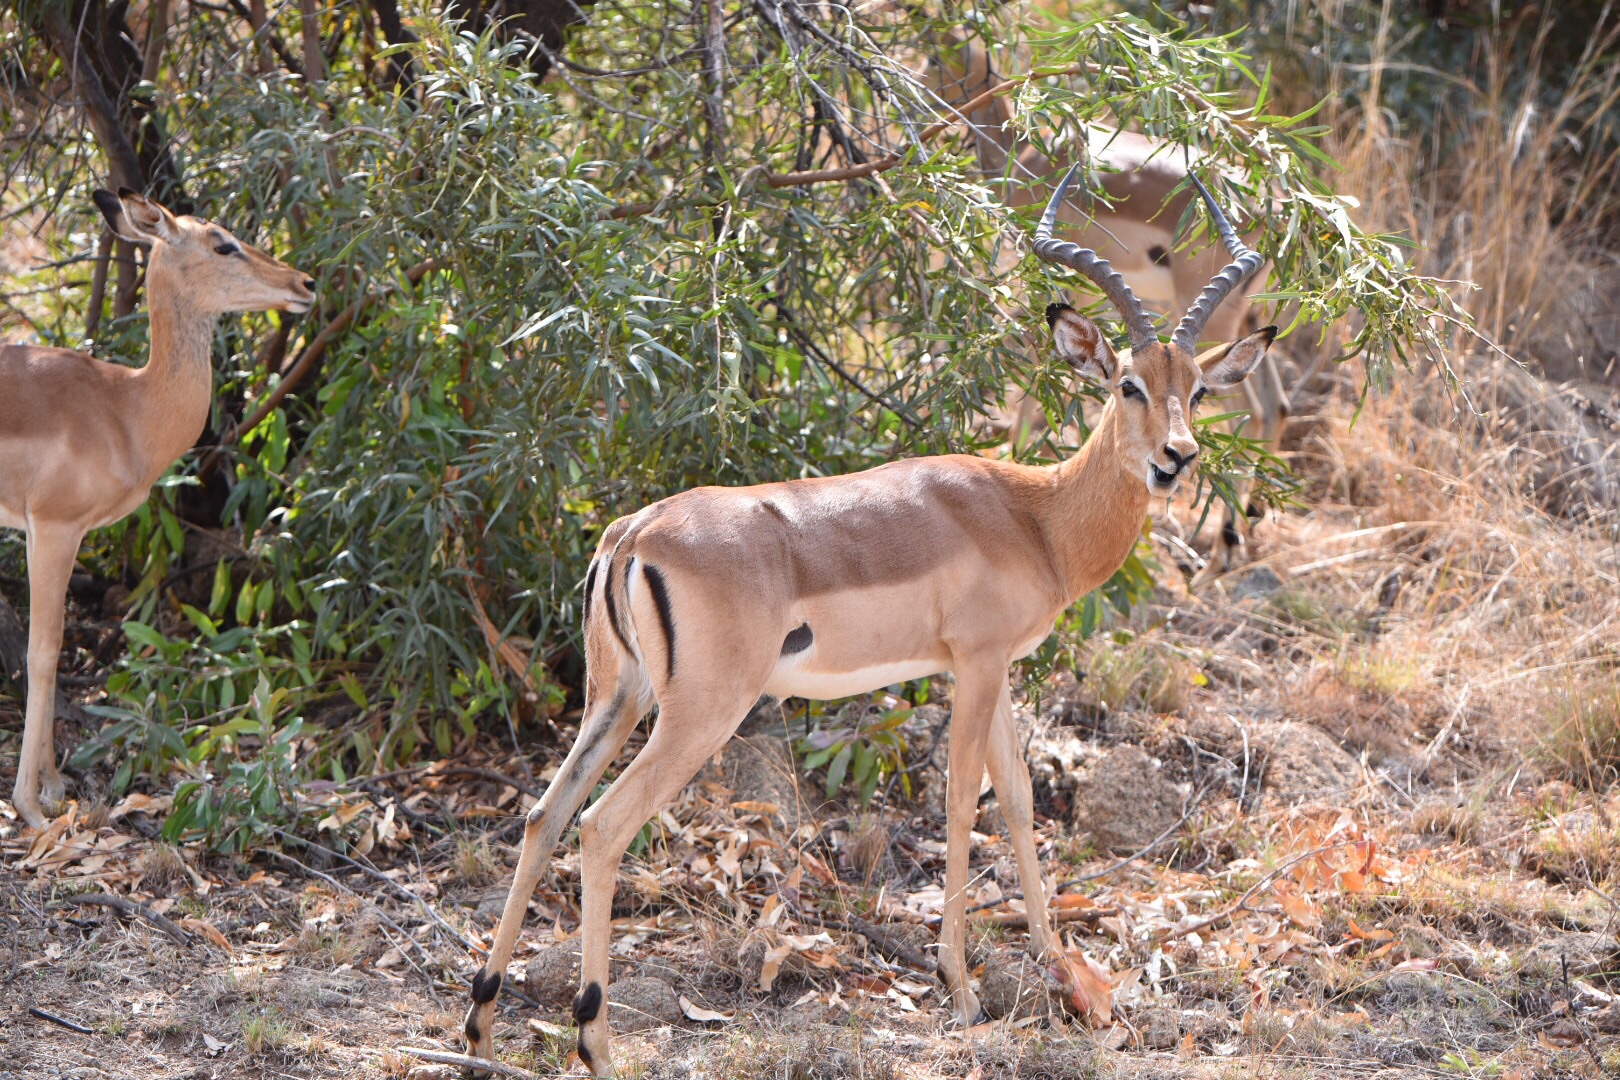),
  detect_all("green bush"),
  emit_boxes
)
[1,2,1466,844]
